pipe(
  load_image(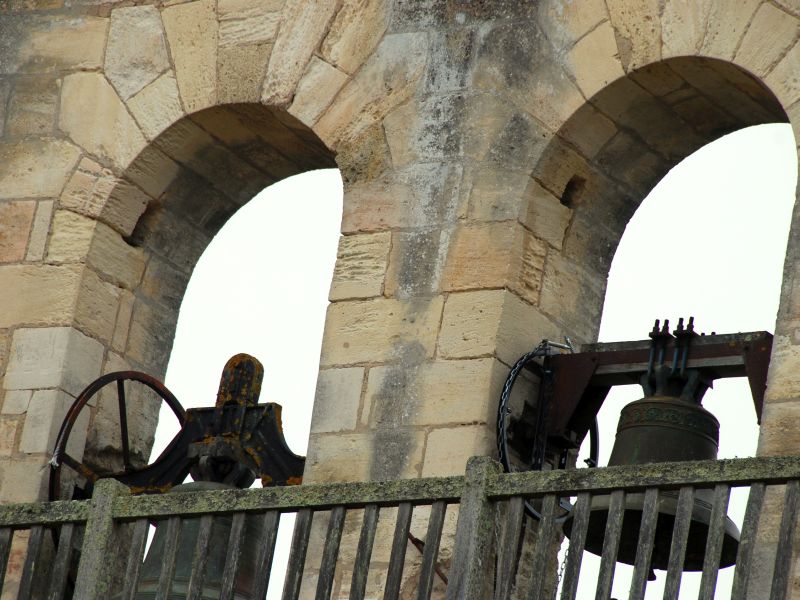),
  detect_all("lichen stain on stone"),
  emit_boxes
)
[369,341,426,481]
